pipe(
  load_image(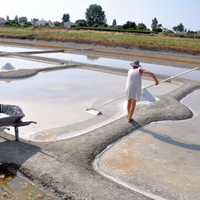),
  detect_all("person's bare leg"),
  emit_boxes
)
[127,99,132,117]
[128,99,137,122]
